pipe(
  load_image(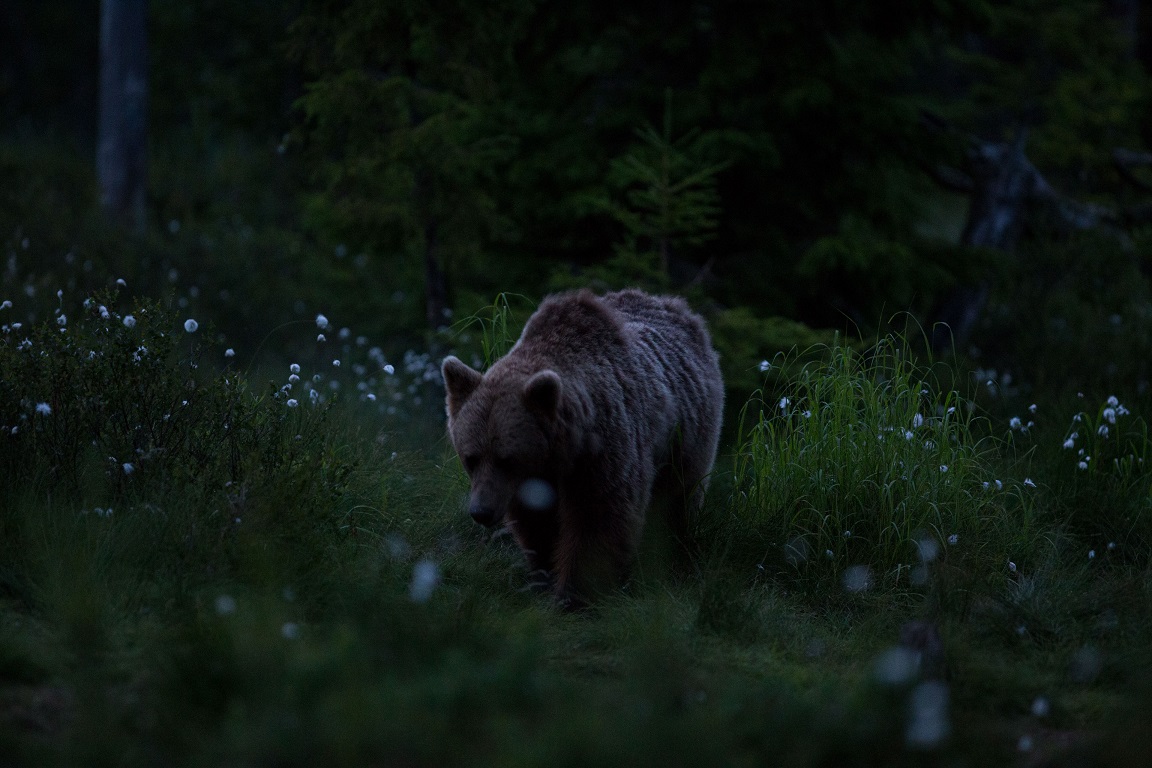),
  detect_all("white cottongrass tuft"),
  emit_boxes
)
[281,622,300,640]
[384,364,395,375]
[408,559,440,603]
[35,402,51,415]
[841,565,872,592]
[290,363,300,374]
[286,399,299,408]
[874,647,920,686]
[183,318,199,333]
[905,681,951,749]
[214,594,237,616]
[122,462,135,475]
[316,313,329,329]
[225,348,235,358]
[123,315,137,328]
